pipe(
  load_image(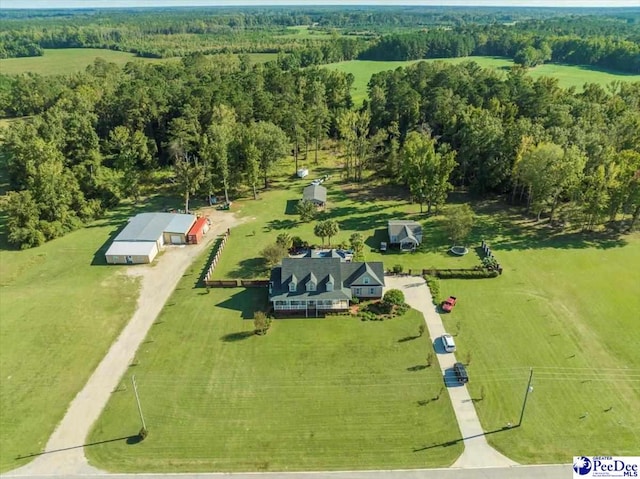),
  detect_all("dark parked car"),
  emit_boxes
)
[453,362,469,383]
